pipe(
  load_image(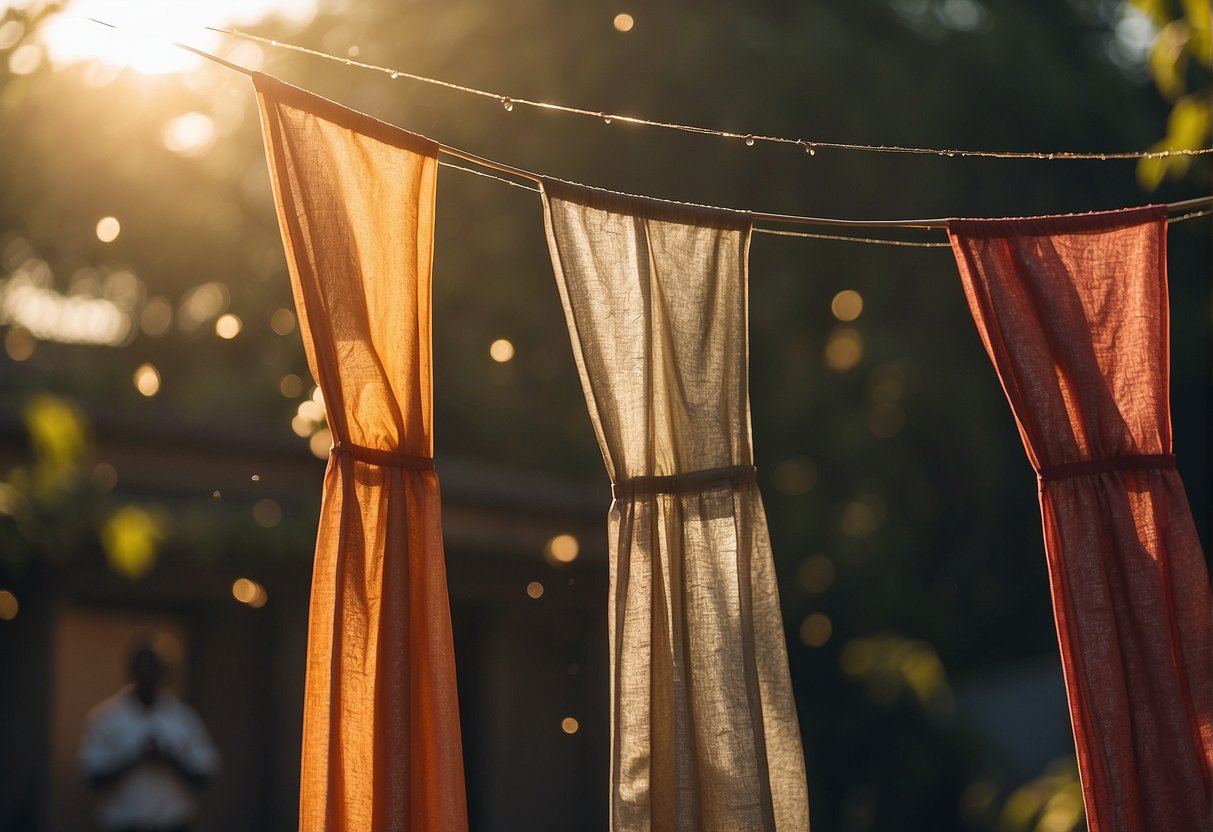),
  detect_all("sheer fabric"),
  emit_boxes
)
[255,74,467,832]
[542,180,810,832]
[948,207,1212,832]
